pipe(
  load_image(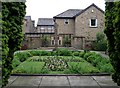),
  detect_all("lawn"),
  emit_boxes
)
[12,49,114,74]
[12,61,45,74]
